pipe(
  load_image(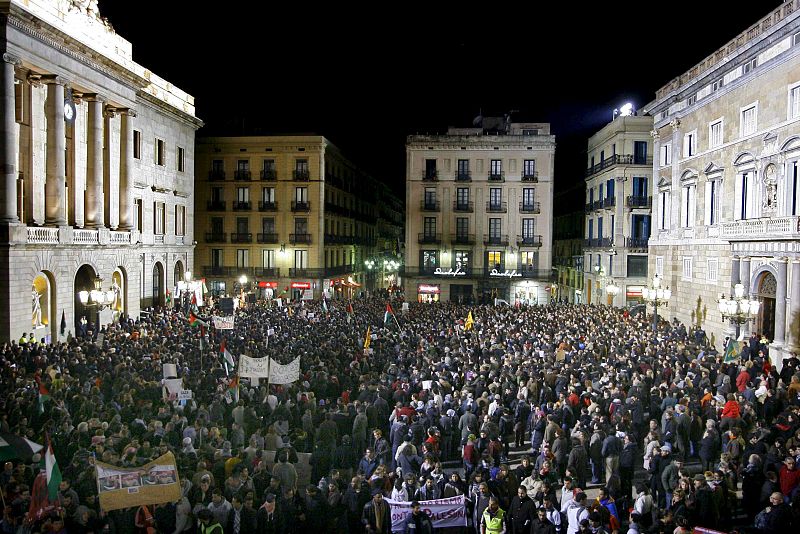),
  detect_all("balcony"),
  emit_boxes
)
[254,267,280,277]
[450,233,476,245]
[422,170,438,181]
[455,171,472,182]
[520,202,541,214]
[234,170,252,181]
[488,172,505,182]
[585,203,594,213]
[260,169,277,181]
[208,170,226,181]
[521,171,539,183]
[627,195,652,208]
[418,233,442,244]
[602,197,616,208]
[232,201,252,211]
[486,201,507,213]
[583,237,613,248]
[484,234,509,246]
[293,170,310,181]
[207,200,226,211]
[231,232,253,243]
[625,237,649,251]
[517,235,543,247]
[453,201,474,213]
[585,154,653,177]
[517,267,551,279]
[205,232,227,243]
[289,268,325,278]
[325,265,354,276]
[258,201,277,211]
[257,233,279,243]
[420,200,440,212]
[201,265,234,276]
[721,216,800,240]
[325,202,350,216]
[592,200,603,210]
[291,200,311,212]
[290,233,312,244]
